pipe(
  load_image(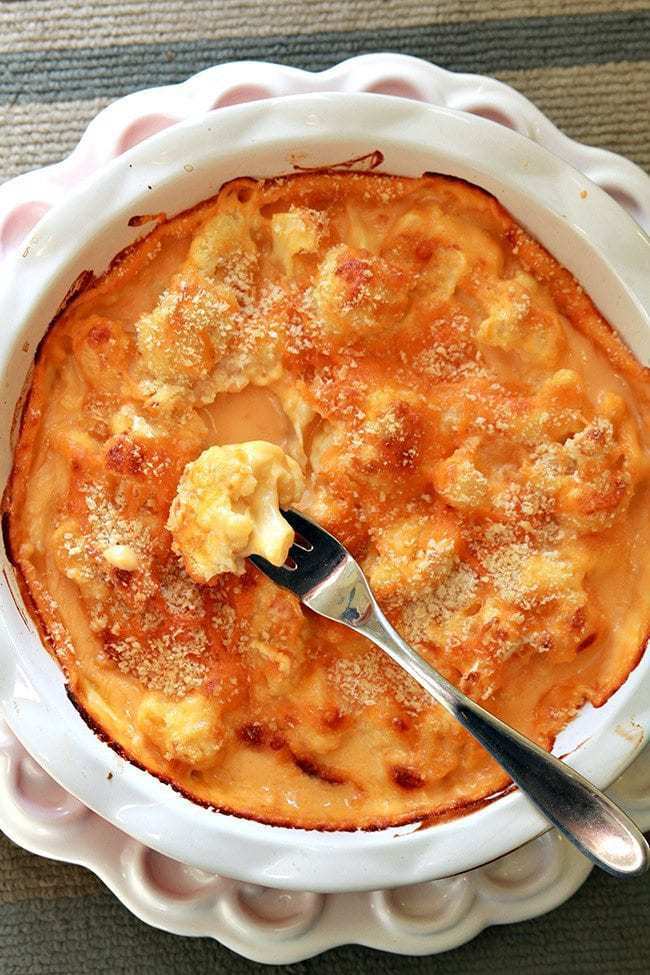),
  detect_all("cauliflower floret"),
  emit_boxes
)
[168,441,304,582]
[529,416,634,532]
[188,206,258,284]
[271,206,323,274]
[135,270,237,384]
[482,542,583,613]
[477,272,564,369]
[384,202,503,278]
[312,244,410,341]
[137,691,222,768]
[418,244,467,307]
[135,266,281,402]
[72,315,134,395]
[366,515,460,608]
[524,369,589,442]
[518,550,575,599]
[380,210,468,308]
[433,439,490,512]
